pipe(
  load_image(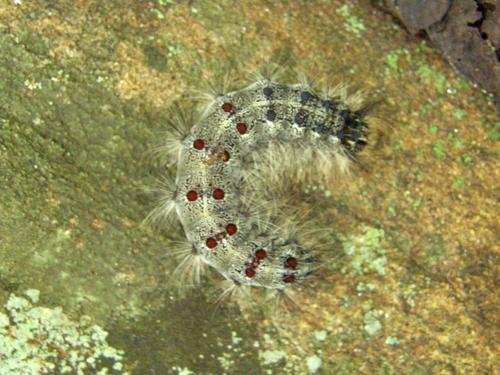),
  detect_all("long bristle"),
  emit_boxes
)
[209,279,254,314]
[344,88,367,112]
[244,141,298,197]
[315,143,353,178]
[252,62,288,83]
[245,139,351,204]
[239,191,276,233]
[267,204,337,258]
[323,81,349,102]
[166,240,207,291]
[192,64,243,111]
[143,174,178,229]
[296,71,321,94]
[266,288,304,316]
[148,103,197,167]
